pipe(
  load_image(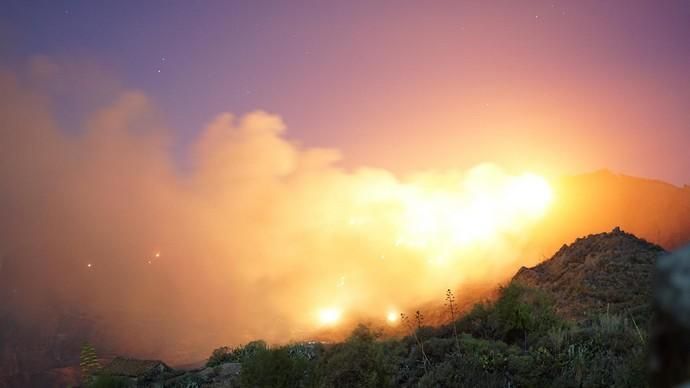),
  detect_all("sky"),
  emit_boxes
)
[2,0,690,184]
